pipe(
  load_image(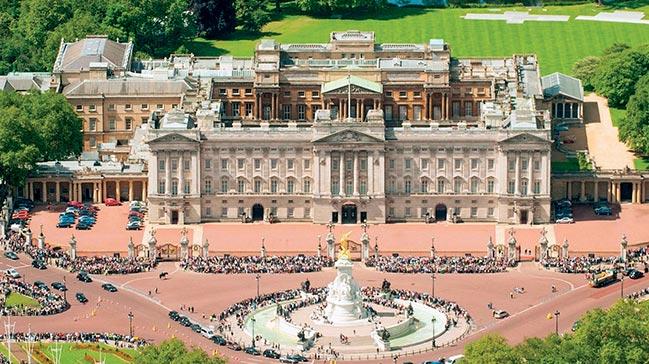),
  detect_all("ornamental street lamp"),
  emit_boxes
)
[255,274,261,298]
[251,317,256,348]
[554,310,560,335]
[128,311,134,337]
[431,316,437,348]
